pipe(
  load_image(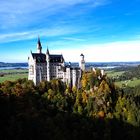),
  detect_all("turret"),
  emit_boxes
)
[46,47,50,81]
[37,36,42,53]
[79,53,85,71]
